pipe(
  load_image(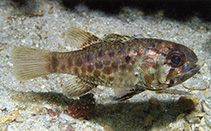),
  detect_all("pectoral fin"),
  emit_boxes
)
[62,76,97,98]
[114,88,145,101]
